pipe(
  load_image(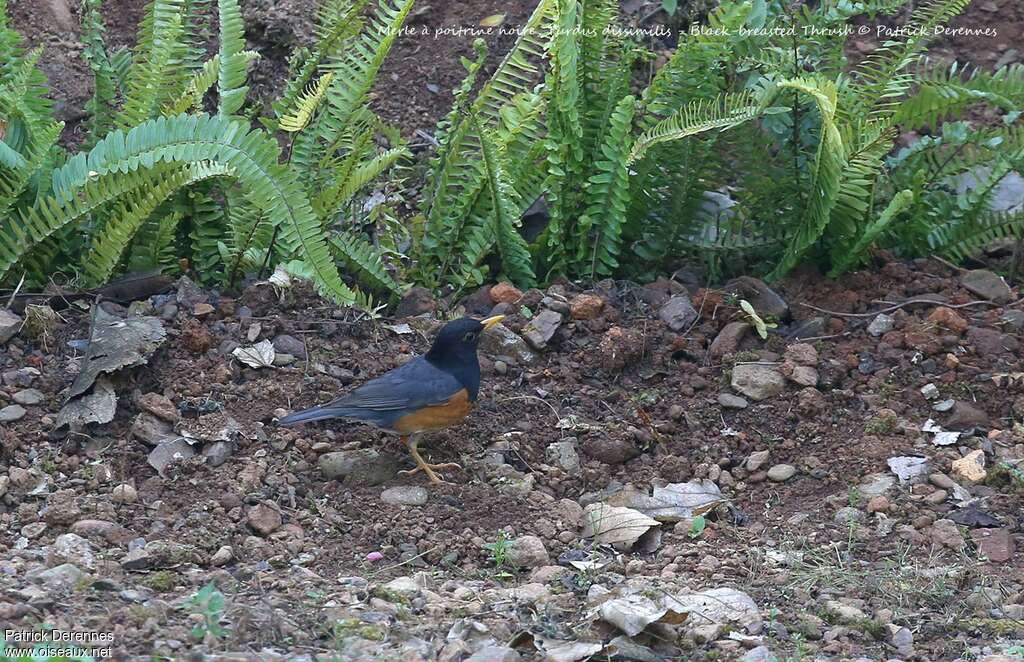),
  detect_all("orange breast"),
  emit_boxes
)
[392,388,473,434]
